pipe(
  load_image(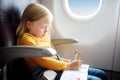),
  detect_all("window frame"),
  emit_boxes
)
[63,0,103,21]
